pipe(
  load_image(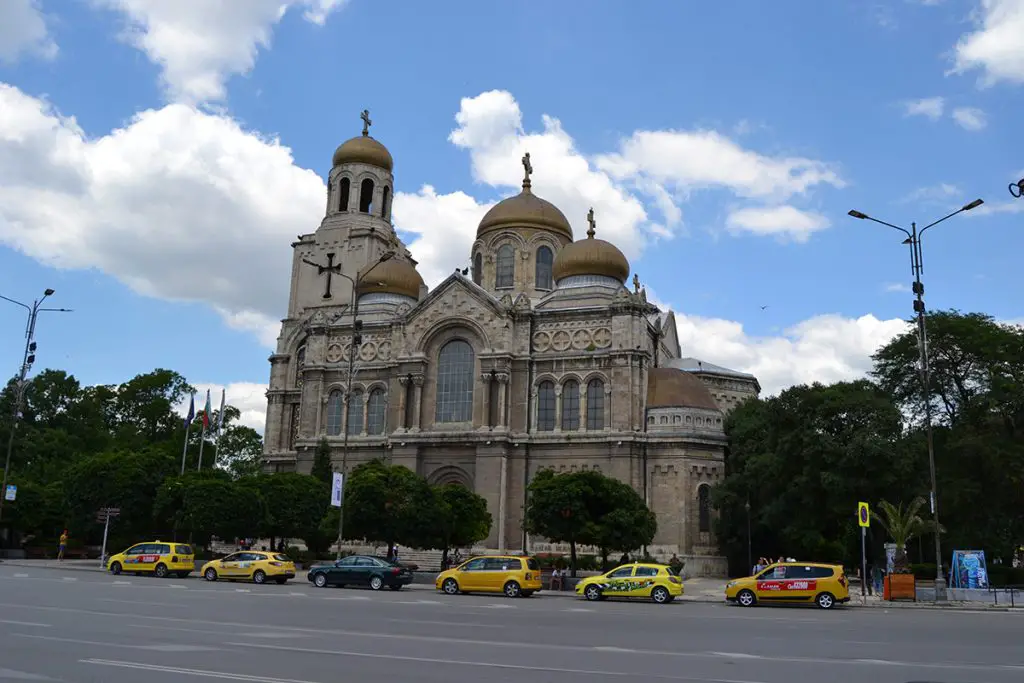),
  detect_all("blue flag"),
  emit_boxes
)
[184,393,195,428]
